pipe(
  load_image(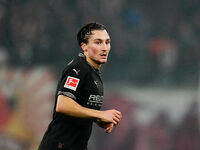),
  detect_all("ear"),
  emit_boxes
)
[81,43,87,52]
